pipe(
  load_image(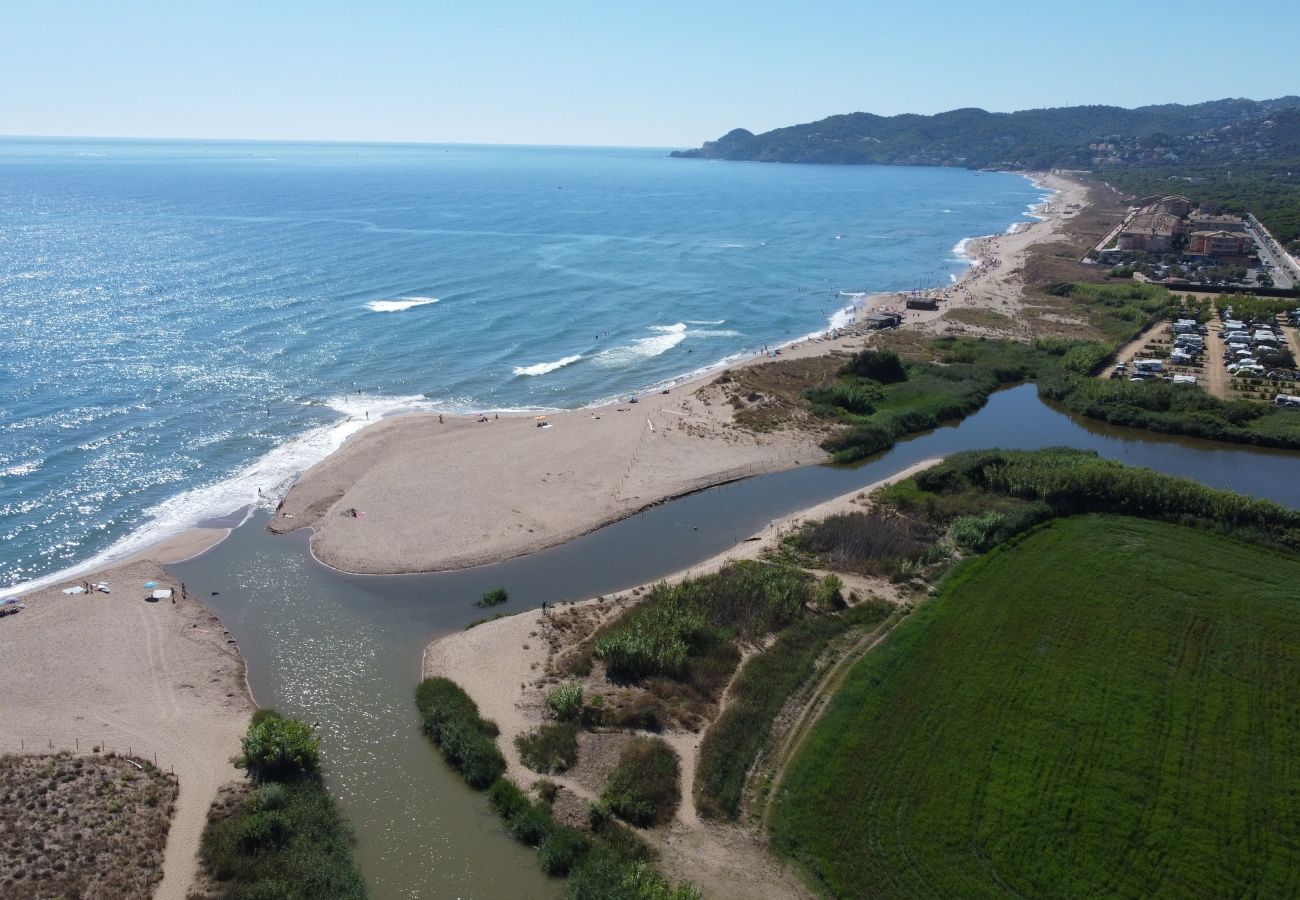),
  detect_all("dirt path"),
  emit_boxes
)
[756,607,913,829]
